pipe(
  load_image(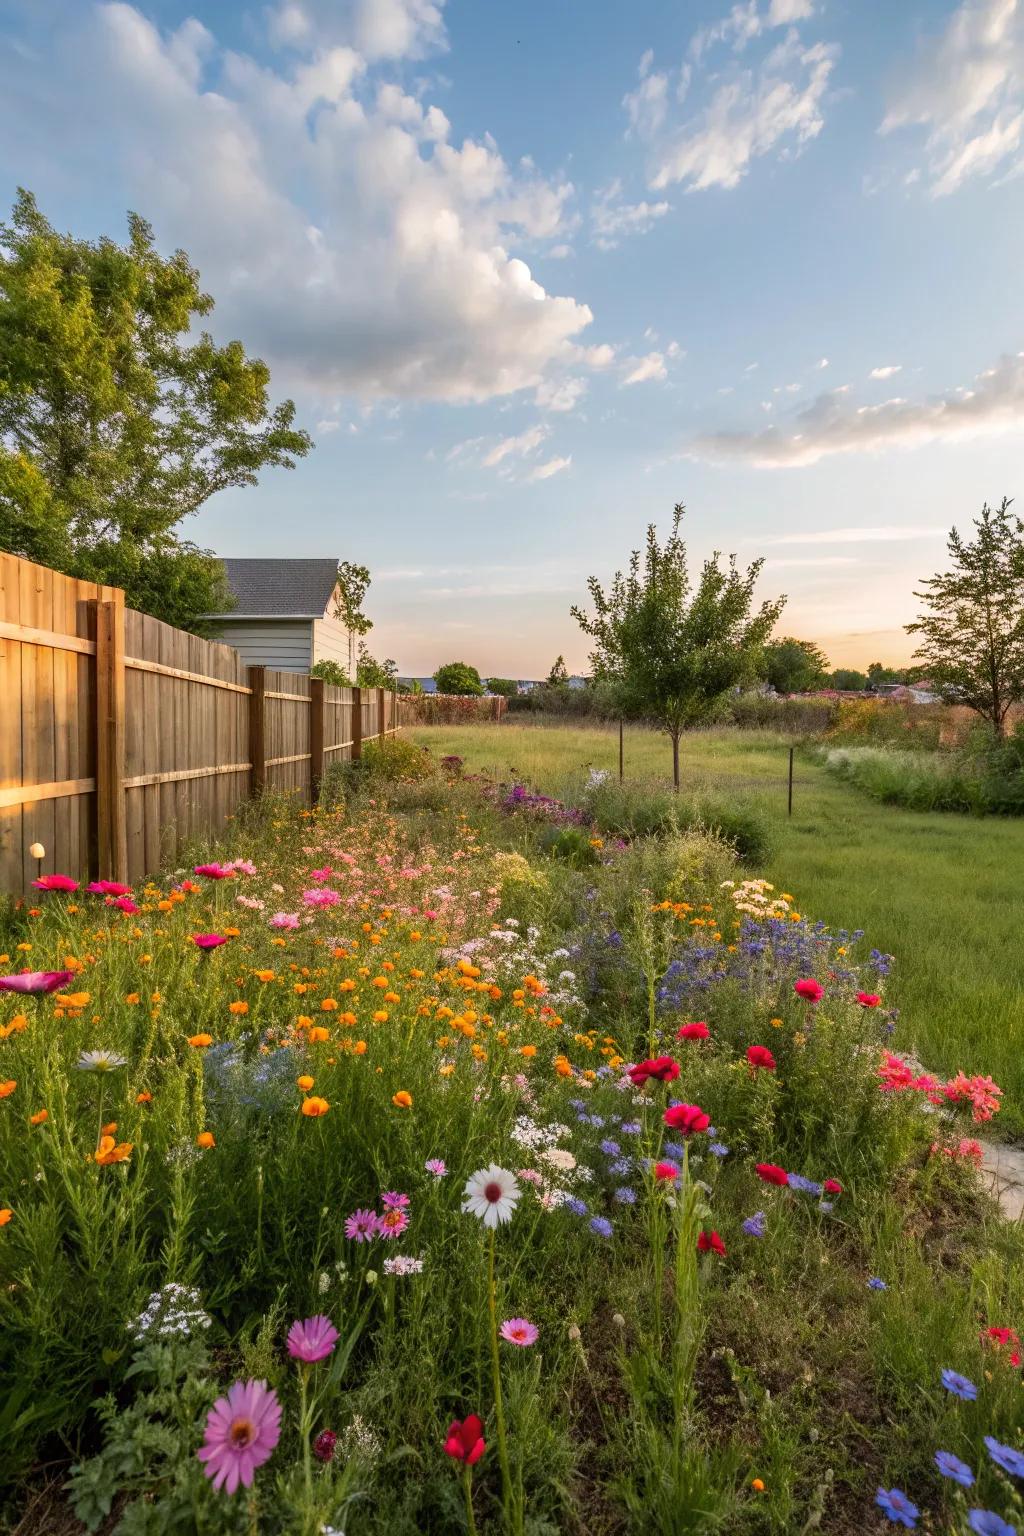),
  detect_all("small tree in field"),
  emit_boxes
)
[762,636,829,694]
[433,661,484,696]
[906,498,1024,735]
[571,505,785,787]
[547,655,569,685]
[486,677,519,699]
